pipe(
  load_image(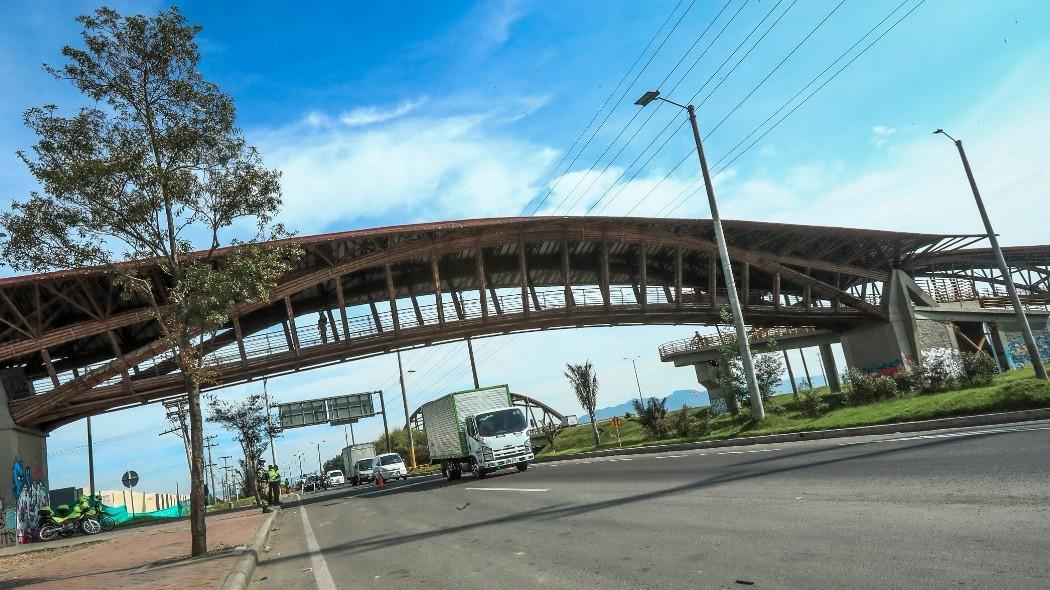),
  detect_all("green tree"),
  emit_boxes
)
[207,395,276,503]
[0,7,298,555]
[373,427,430,466]
[565,361,601,447]
[712,308,784,415]
[632,397,669,440]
